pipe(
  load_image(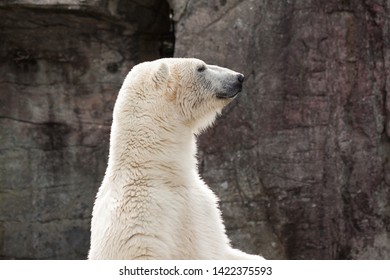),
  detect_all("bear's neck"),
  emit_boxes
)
[105,115,199,186]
